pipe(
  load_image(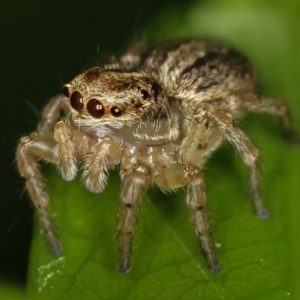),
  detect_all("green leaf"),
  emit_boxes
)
[27,1,300,299]
[0,282,26,300]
